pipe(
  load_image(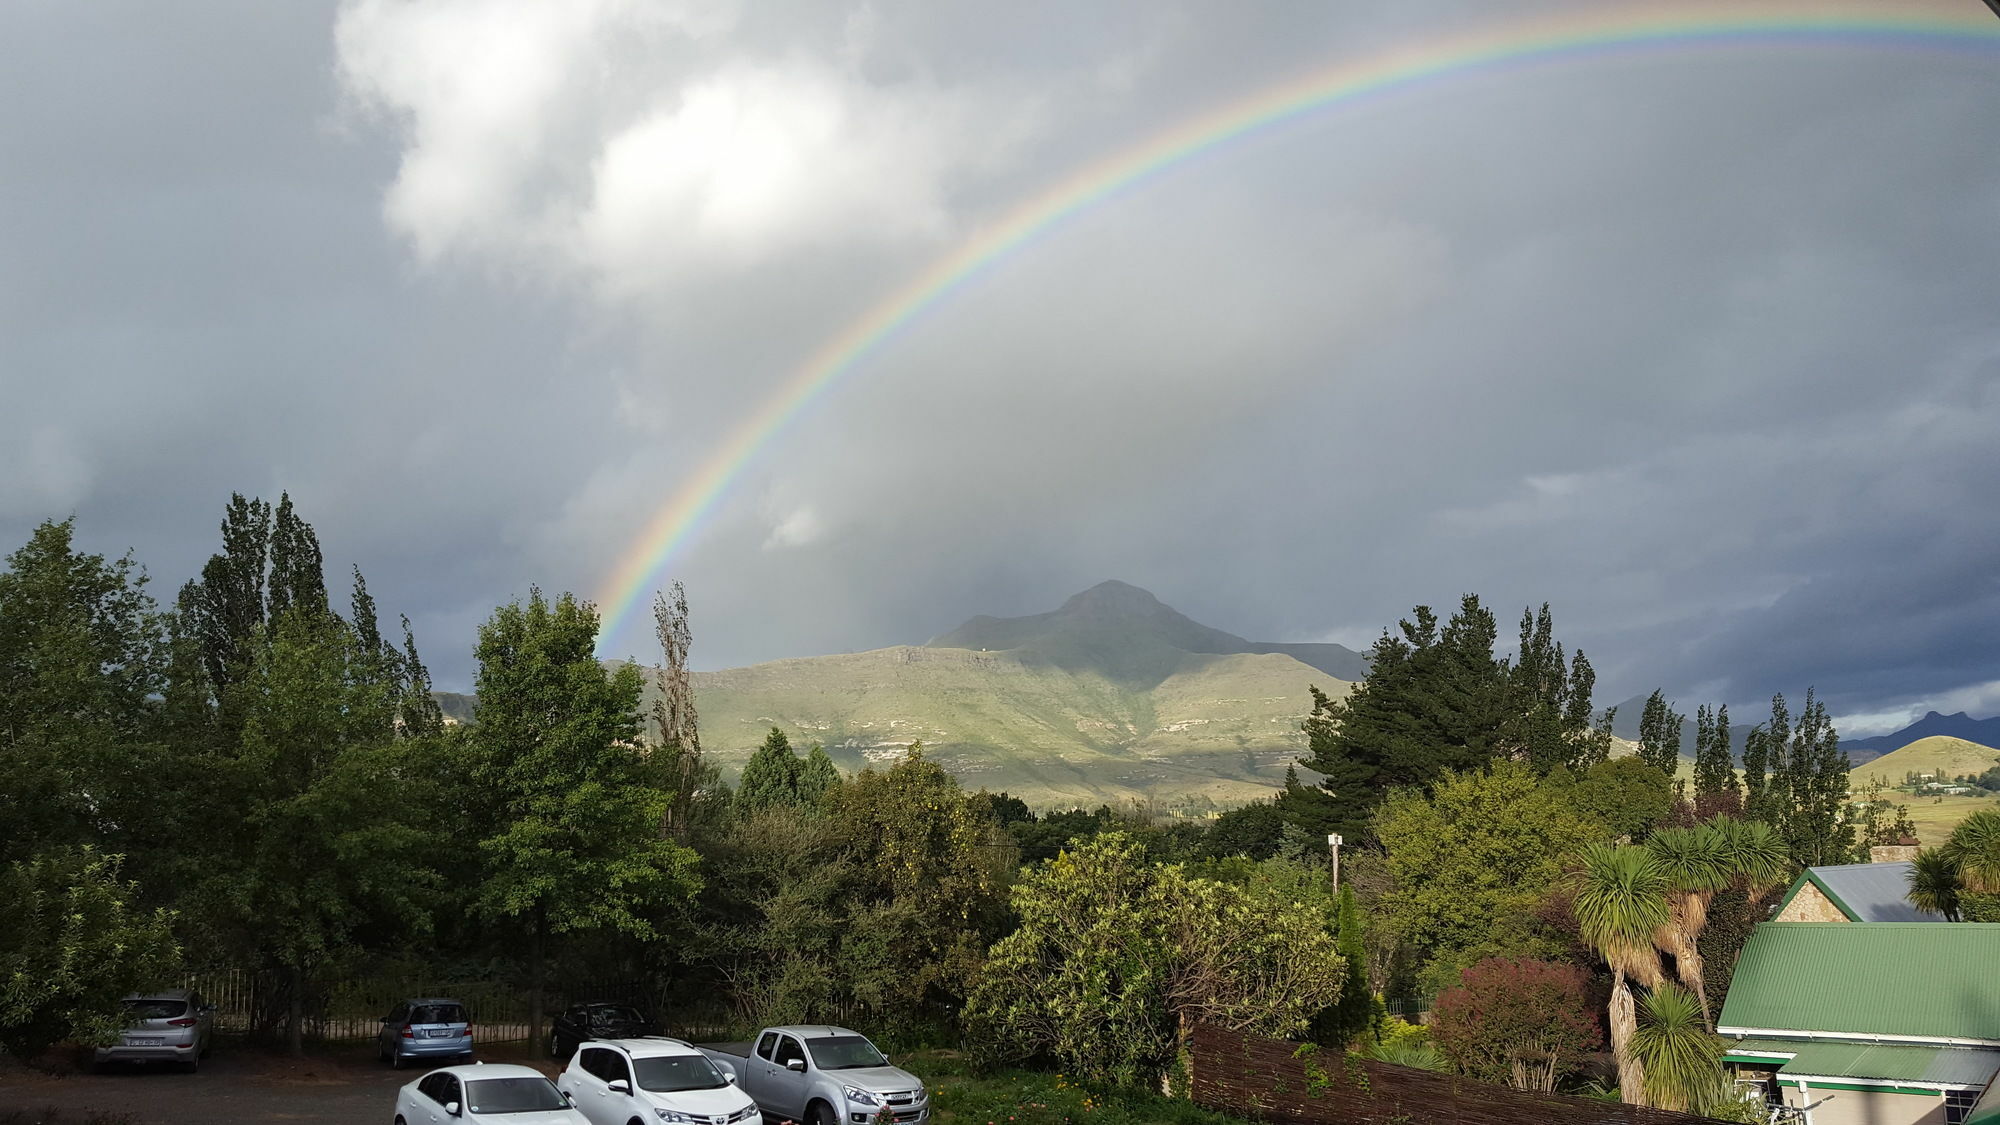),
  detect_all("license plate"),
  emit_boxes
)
[125,1037,162,1045]
[426,1029,457,1038]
